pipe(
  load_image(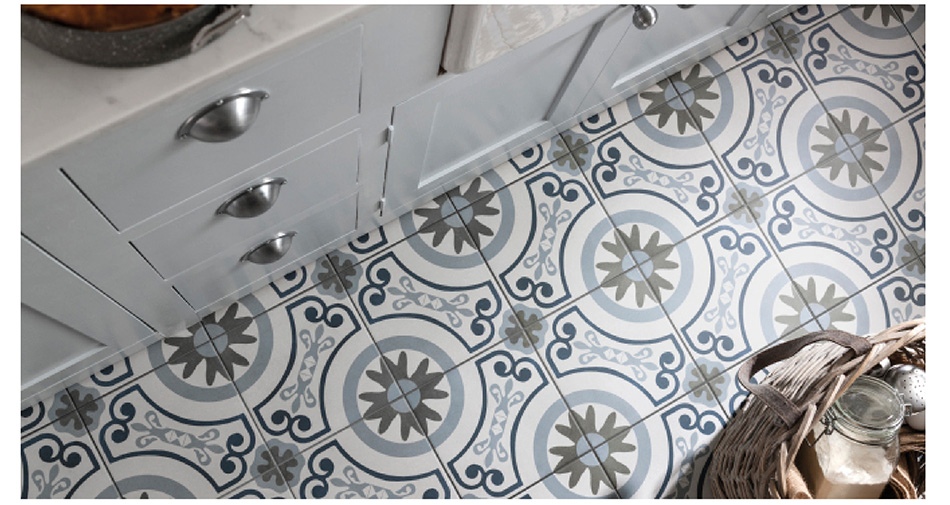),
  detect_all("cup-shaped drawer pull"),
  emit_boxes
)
[240,231,296,264]
[631,5,658,30]
[177,89,269,142]
[216,177,287,218]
